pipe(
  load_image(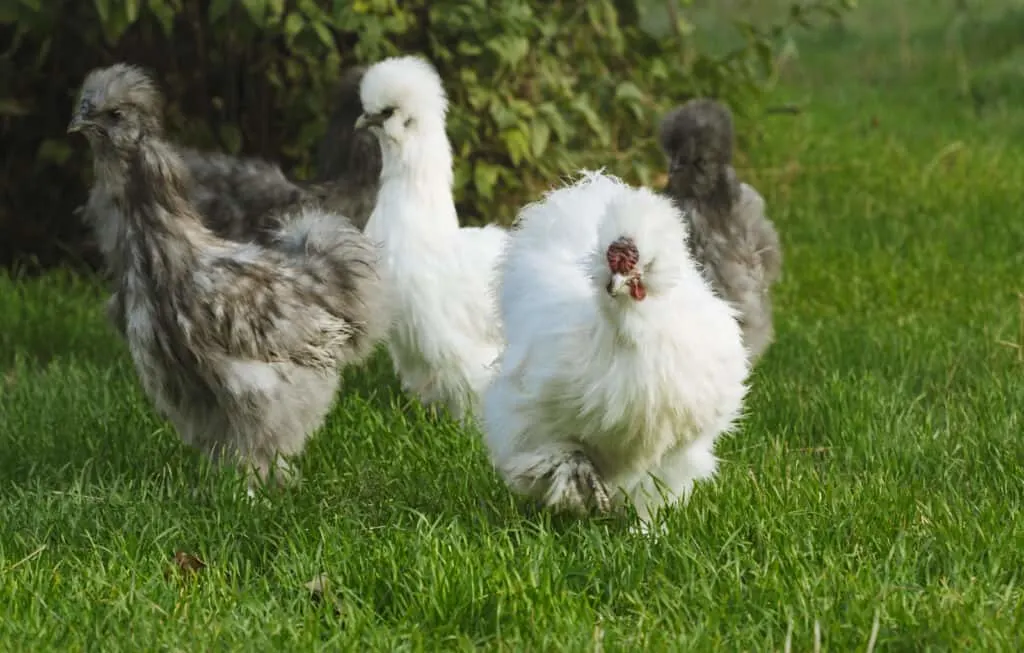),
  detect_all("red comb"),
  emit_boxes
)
[606,237,639,274]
